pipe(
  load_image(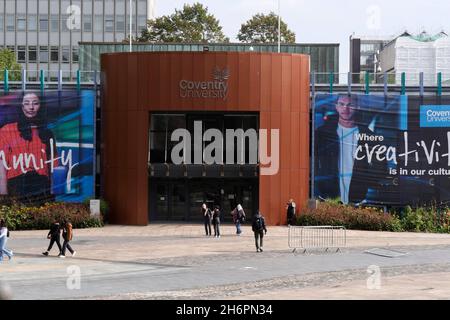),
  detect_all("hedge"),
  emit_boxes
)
[0,202,104,231]
[297,201,450,233]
